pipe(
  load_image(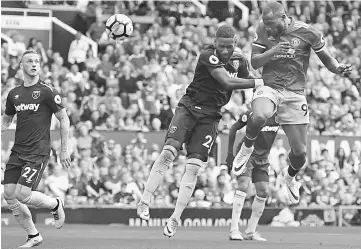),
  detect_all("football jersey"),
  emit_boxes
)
[252,17,325,92]
[5,80,64,155]
[179,45,250,117]
[238,112,279,158]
